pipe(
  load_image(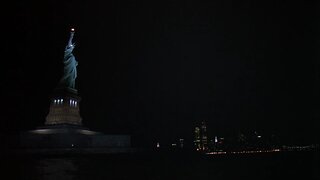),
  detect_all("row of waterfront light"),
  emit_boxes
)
[206,149,281,155]
[54,99,78,107]
[229,149,281,154]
